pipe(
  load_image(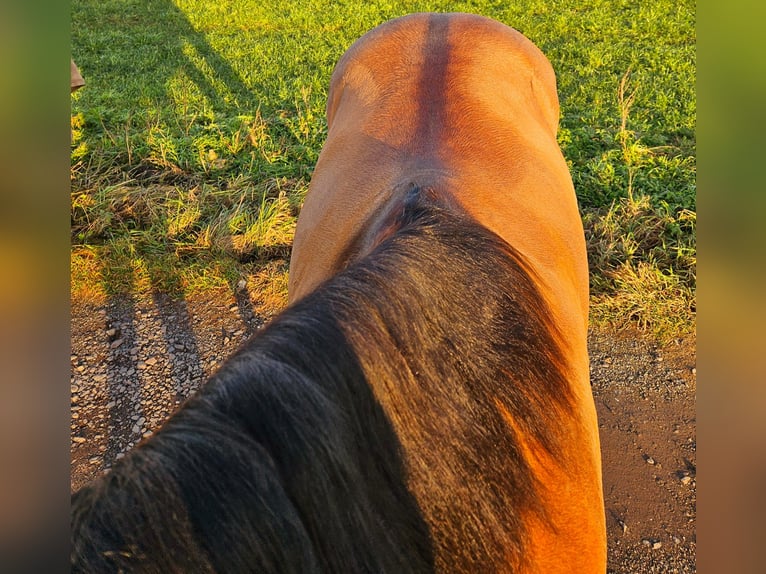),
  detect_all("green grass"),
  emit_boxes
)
[71,0,695,338]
